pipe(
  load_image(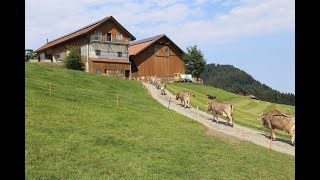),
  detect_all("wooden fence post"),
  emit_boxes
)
[168,98,171,109]
[50,82,52,96]
[197,106,199,119]
[117,94,119,110]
